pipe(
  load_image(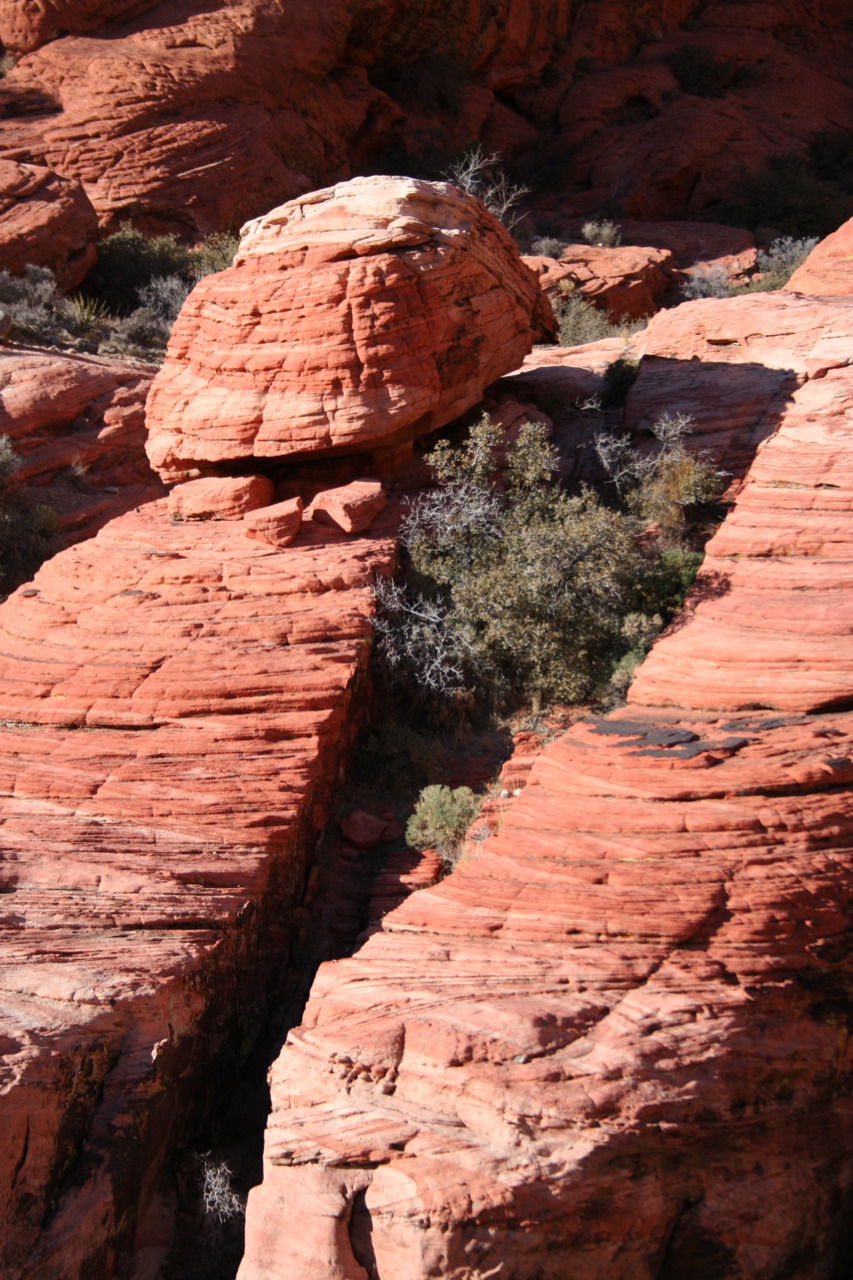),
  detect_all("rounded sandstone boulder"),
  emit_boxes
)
[145,176,554,483]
